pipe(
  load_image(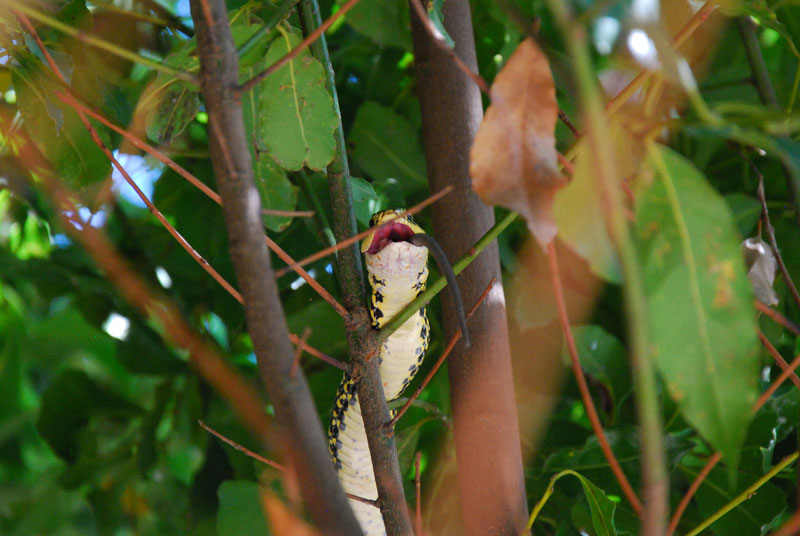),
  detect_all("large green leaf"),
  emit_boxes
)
[12,55,110,187]
[260,27,339,171]
[217,480,270,536]
[348,101,427,187]
[636,145,759,468]
[254,154,298,232]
